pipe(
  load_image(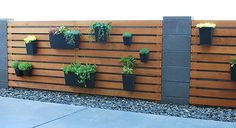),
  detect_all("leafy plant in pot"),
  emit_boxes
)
[11,60,23,76]
[24,35,37,55]
[63,63,81,86]
[75,64,96,88]
[89,22,111,43]
[230,58,236,81]
[18,62,33,76]
[120,55,136,91]
[123,32,132,45]
[196,22,216,46]
[49,26,80,49]
[139,48,150,63]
